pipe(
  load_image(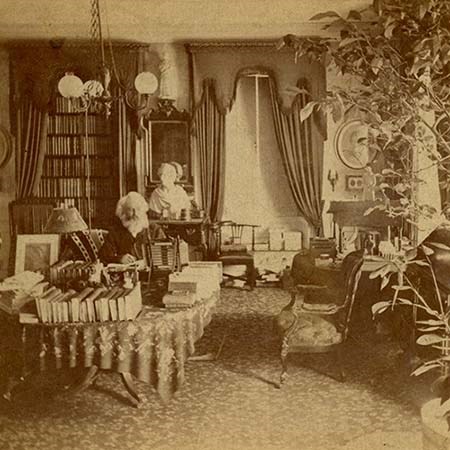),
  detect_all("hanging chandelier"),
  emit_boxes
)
[57,0,158,116]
